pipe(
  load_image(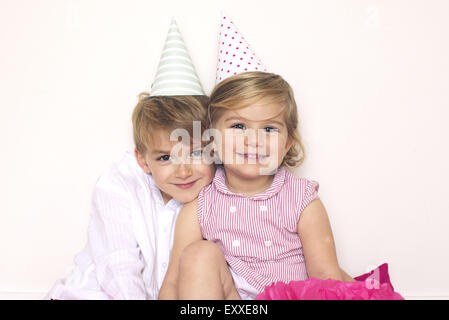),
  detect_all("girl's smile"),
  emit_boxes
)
[236,152,268,161]
[211,100,293,196]
[215,101,293,172]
